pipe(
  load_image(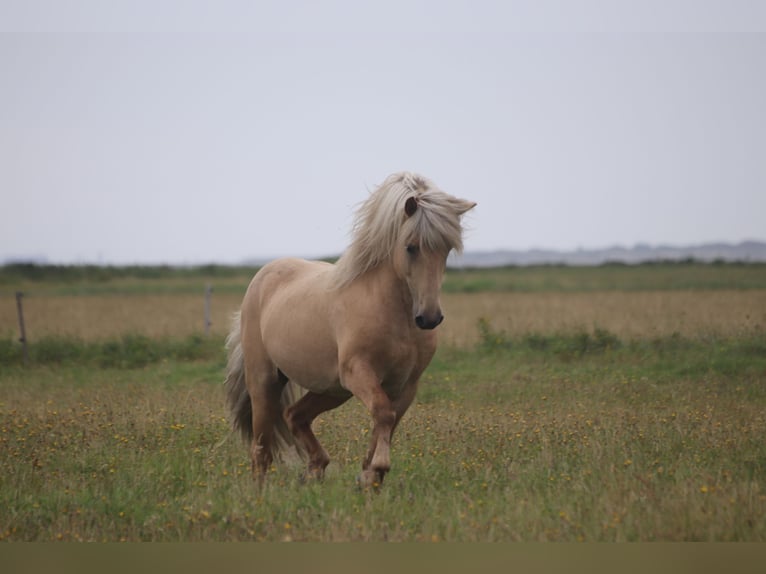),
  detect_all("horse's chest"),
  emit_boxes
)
[378,338,435,395]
